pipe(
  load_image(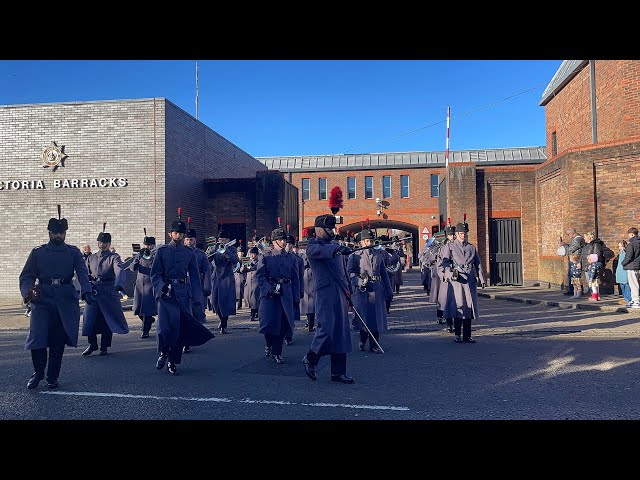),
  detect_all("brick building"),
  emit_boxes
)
[259,60,640,293]
[0,98,296,297]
